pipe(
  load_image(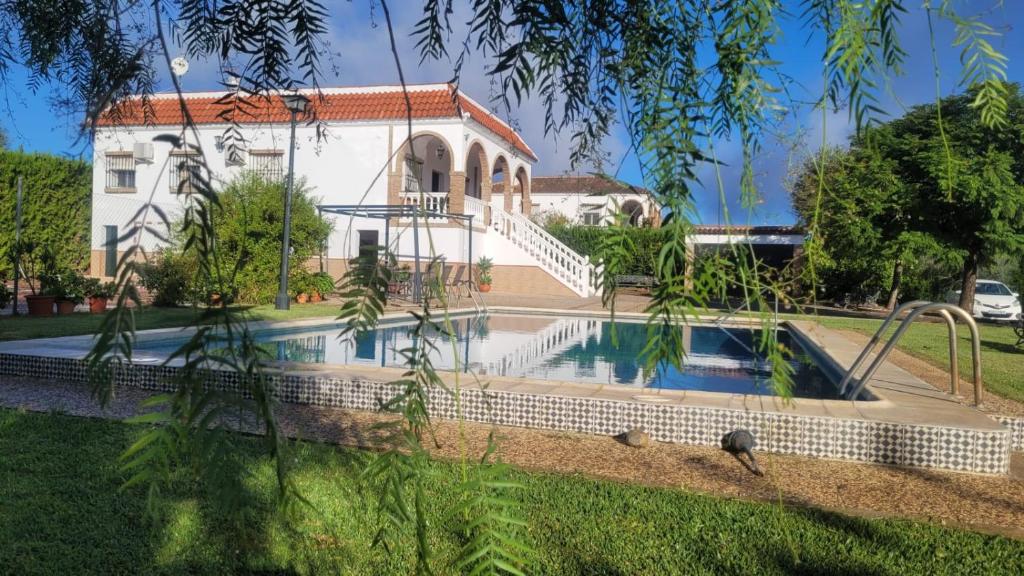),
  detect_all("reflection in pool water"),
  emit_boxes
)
[138,315,842,399]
